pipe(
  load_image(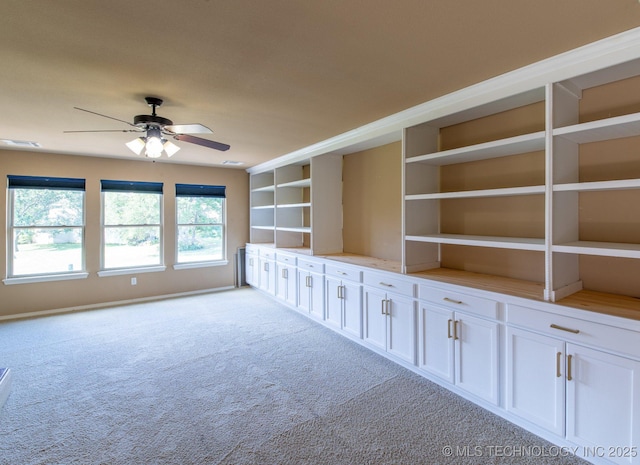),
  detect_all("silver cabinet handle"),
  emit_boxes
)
[567,354,573,381]
[453,320,459,340]
[381,299,386,315]
[306,275,311,288]
[379,282,394,288]
[338,271,347,275]
[337,285,344,299]
[550,324,580,334]
[249,258,254,266]
[447,319,453,339]
[556,352,562,378]
[282,268,288,279]
[443,297,463,305]
[264,262,269,271]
